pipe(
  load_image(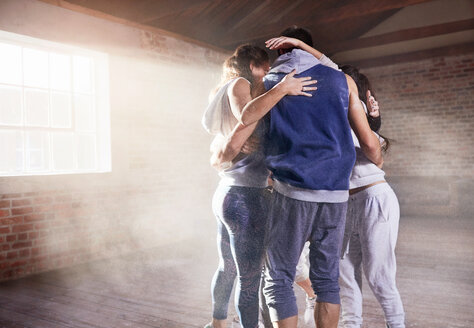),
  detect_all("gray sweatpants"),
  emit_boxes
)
[263,191,347,321]
[339,183,405,328]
